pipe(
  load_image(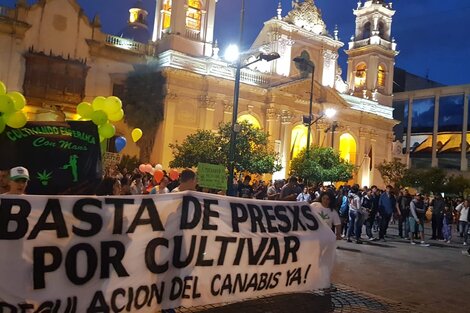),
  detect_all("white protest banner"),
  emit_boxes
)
[0,192,336,312]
